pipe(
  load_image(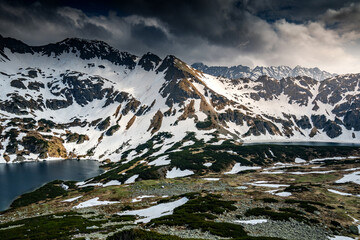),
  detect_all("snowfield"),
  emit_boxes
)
[61,196,83,203]
[73,197,119,209]
[166,167,194,178]
[118,197,189,223]
[235,219,268,225]
[336,171,360,185]
[224,163,261,174]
